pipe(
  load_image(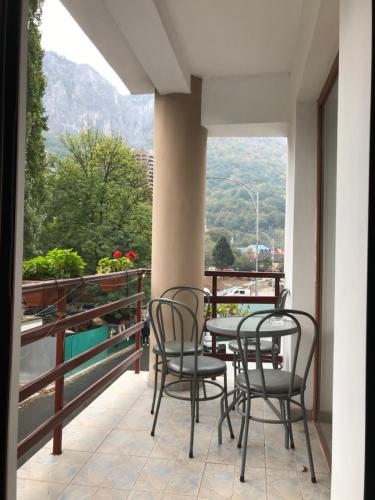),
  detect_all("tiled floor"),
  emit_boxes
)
[17,369,331,499]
